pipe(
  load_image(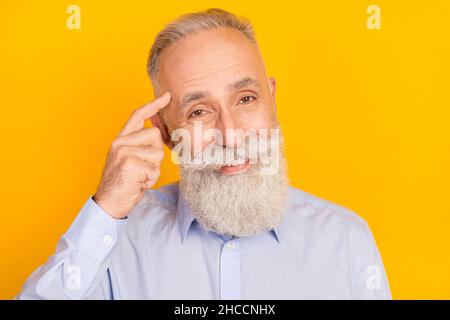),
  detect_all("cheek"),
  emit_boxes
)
[236,104,275,130]
[183,127,216,154]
